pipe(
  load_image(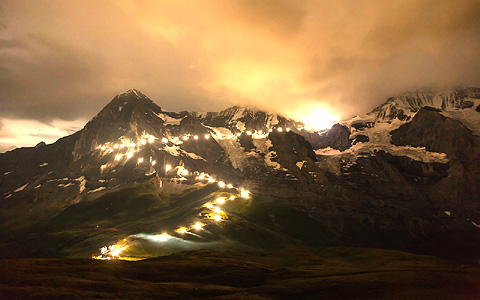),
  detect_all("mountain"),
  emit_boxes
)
[1,88,479,263]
